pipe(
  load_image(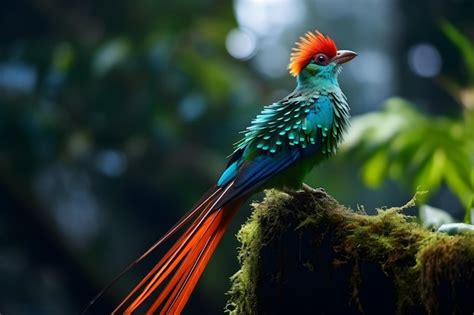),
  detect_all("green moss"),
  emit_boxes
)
[225,190,290,315]
[418,234,474,314]
[224,203,261,315]
[226,189,474,314]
